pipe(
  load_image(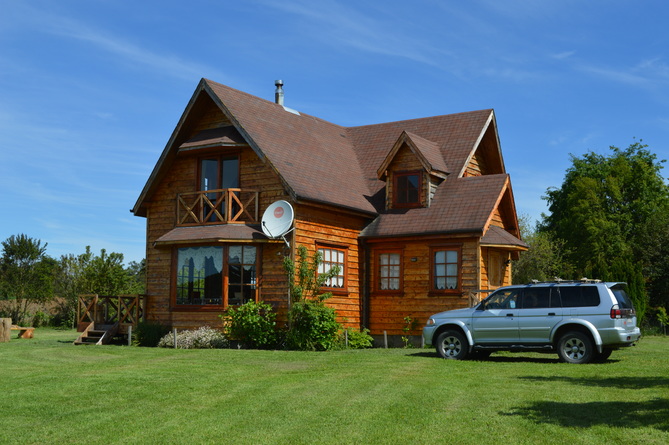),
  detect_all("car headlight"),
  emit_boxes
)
[426,318,435,326]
